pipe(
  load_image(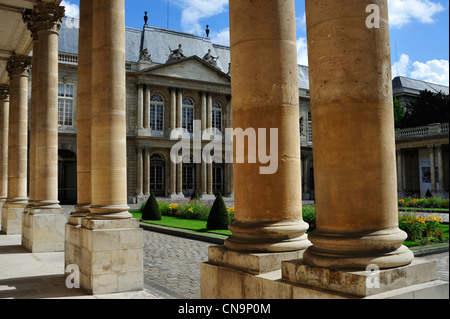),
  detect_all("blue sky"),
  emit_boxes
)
[62,0,449,86]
